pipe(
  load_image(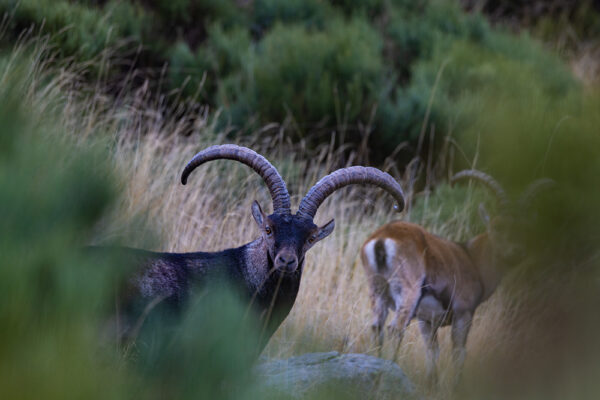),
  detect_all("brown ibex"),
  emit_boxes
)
[103,144,405,350]
[360,170,552,381]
